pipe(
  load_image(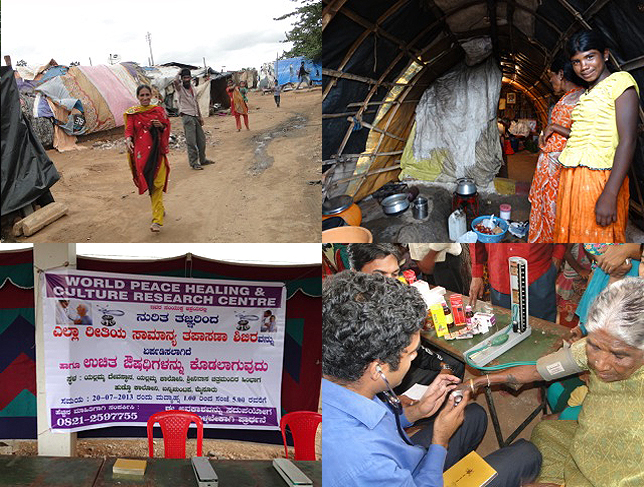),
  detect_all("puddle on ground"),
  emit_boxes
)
[249,114,307,175]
